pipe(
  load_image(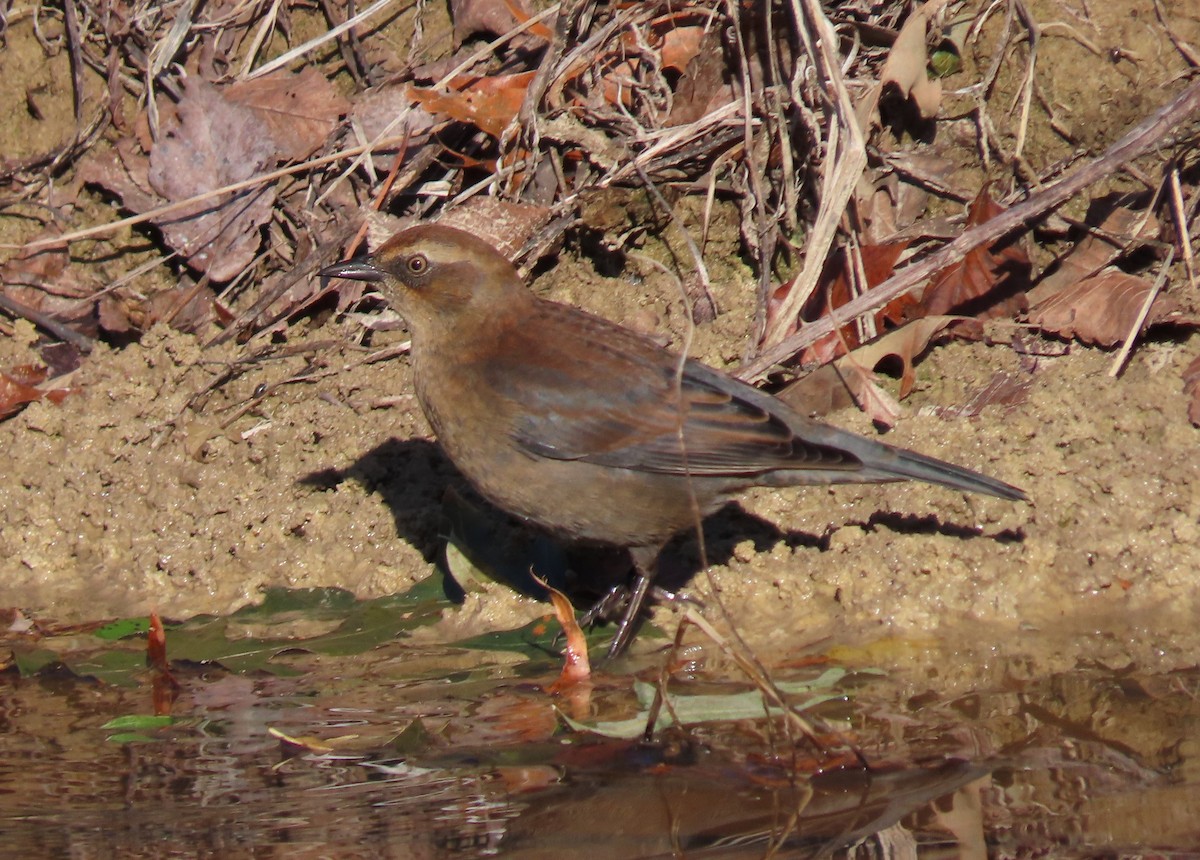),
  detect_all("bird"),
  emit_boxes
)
[320,224,1027,658]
